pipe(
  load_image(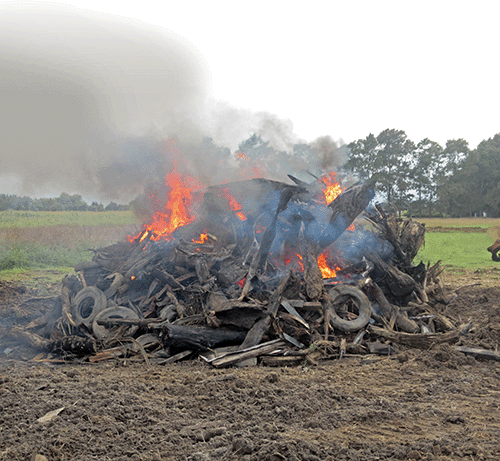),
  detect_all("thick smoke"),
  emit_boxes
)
[0,4,347,203]
[0,4,209,201]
